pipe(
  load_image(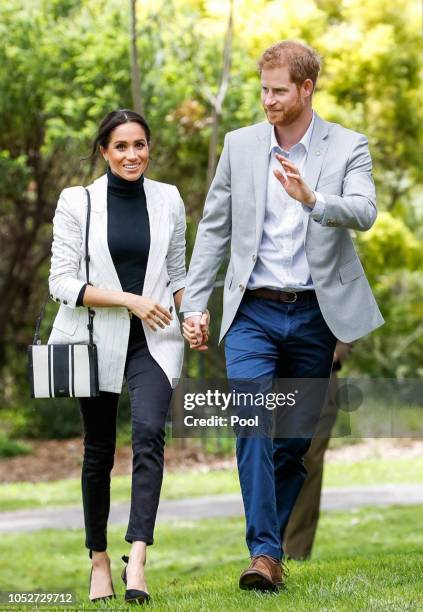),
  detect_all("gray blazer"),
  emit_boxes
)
[181,114,384,343]
[48,173,186,392]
